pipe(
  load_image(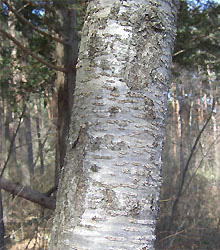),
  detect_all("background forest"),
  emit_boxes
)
[0,0,220,249]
